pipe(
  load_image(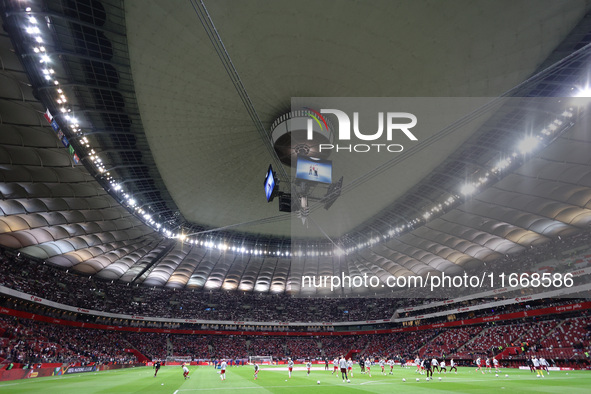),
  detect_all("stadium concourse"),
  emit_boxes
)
[1,0,591,390]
